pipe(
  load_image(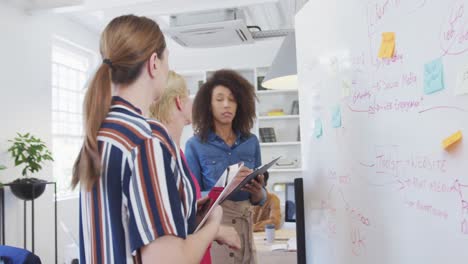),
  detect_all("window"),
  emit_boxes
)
[51,37,95,197]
